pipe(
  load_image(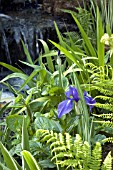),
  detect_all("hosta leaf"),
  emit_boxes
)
[35,116,62,132]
